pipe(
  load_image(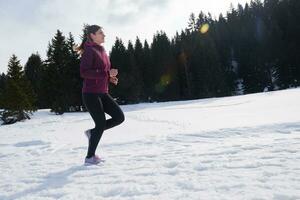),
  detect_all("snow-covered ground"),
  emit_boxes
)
[0,88,300,200]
